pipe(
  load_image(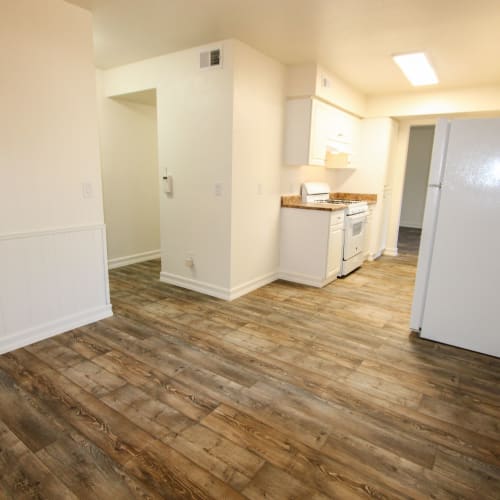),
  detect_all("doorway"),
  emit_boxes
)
[97,87,161,270]
[397,125,435,255]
